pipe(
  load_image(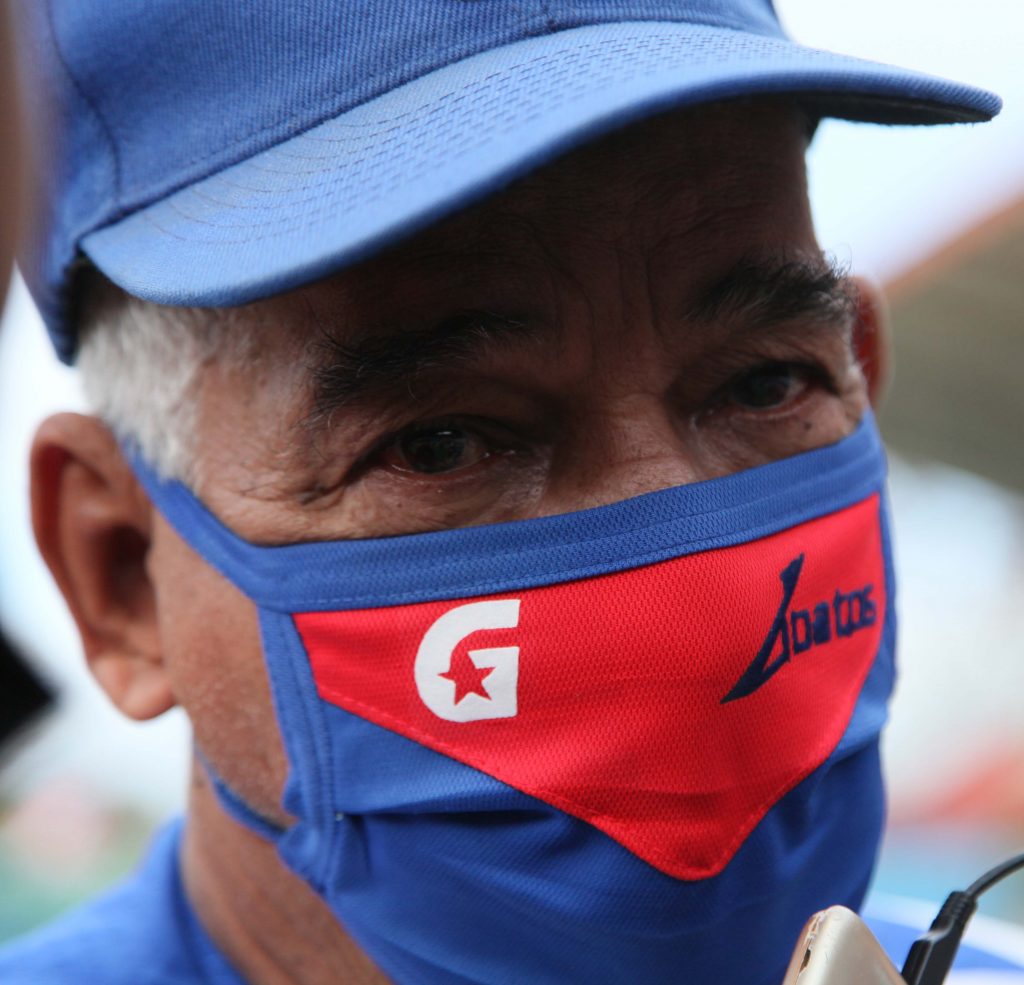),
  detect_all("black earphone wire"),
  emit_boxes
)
[901,851,1024,985]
